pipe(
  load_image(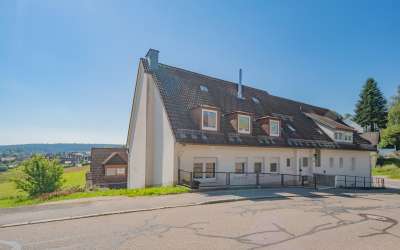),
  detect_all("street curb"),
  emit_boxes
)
[0,194,318,229]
